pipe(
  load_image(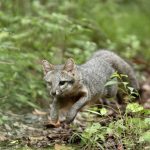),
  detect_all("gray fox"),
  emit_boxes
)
[42,50,139,124]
